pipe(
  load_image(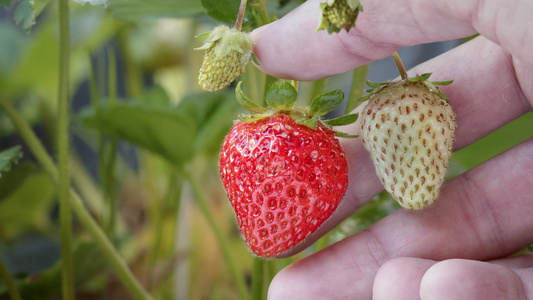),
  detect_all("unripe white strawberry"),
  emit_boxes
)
[360,74,456,209]
[196,25,253,92]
